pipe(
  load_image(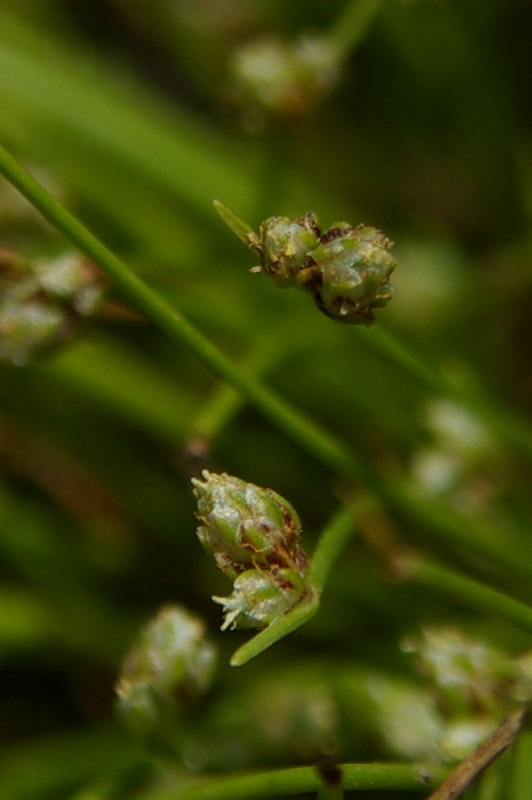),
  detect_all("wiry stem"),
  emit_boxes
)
[329,0,385,60]
[397,553,532,636]
[134,762,446,800]
[1,141,532,589]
